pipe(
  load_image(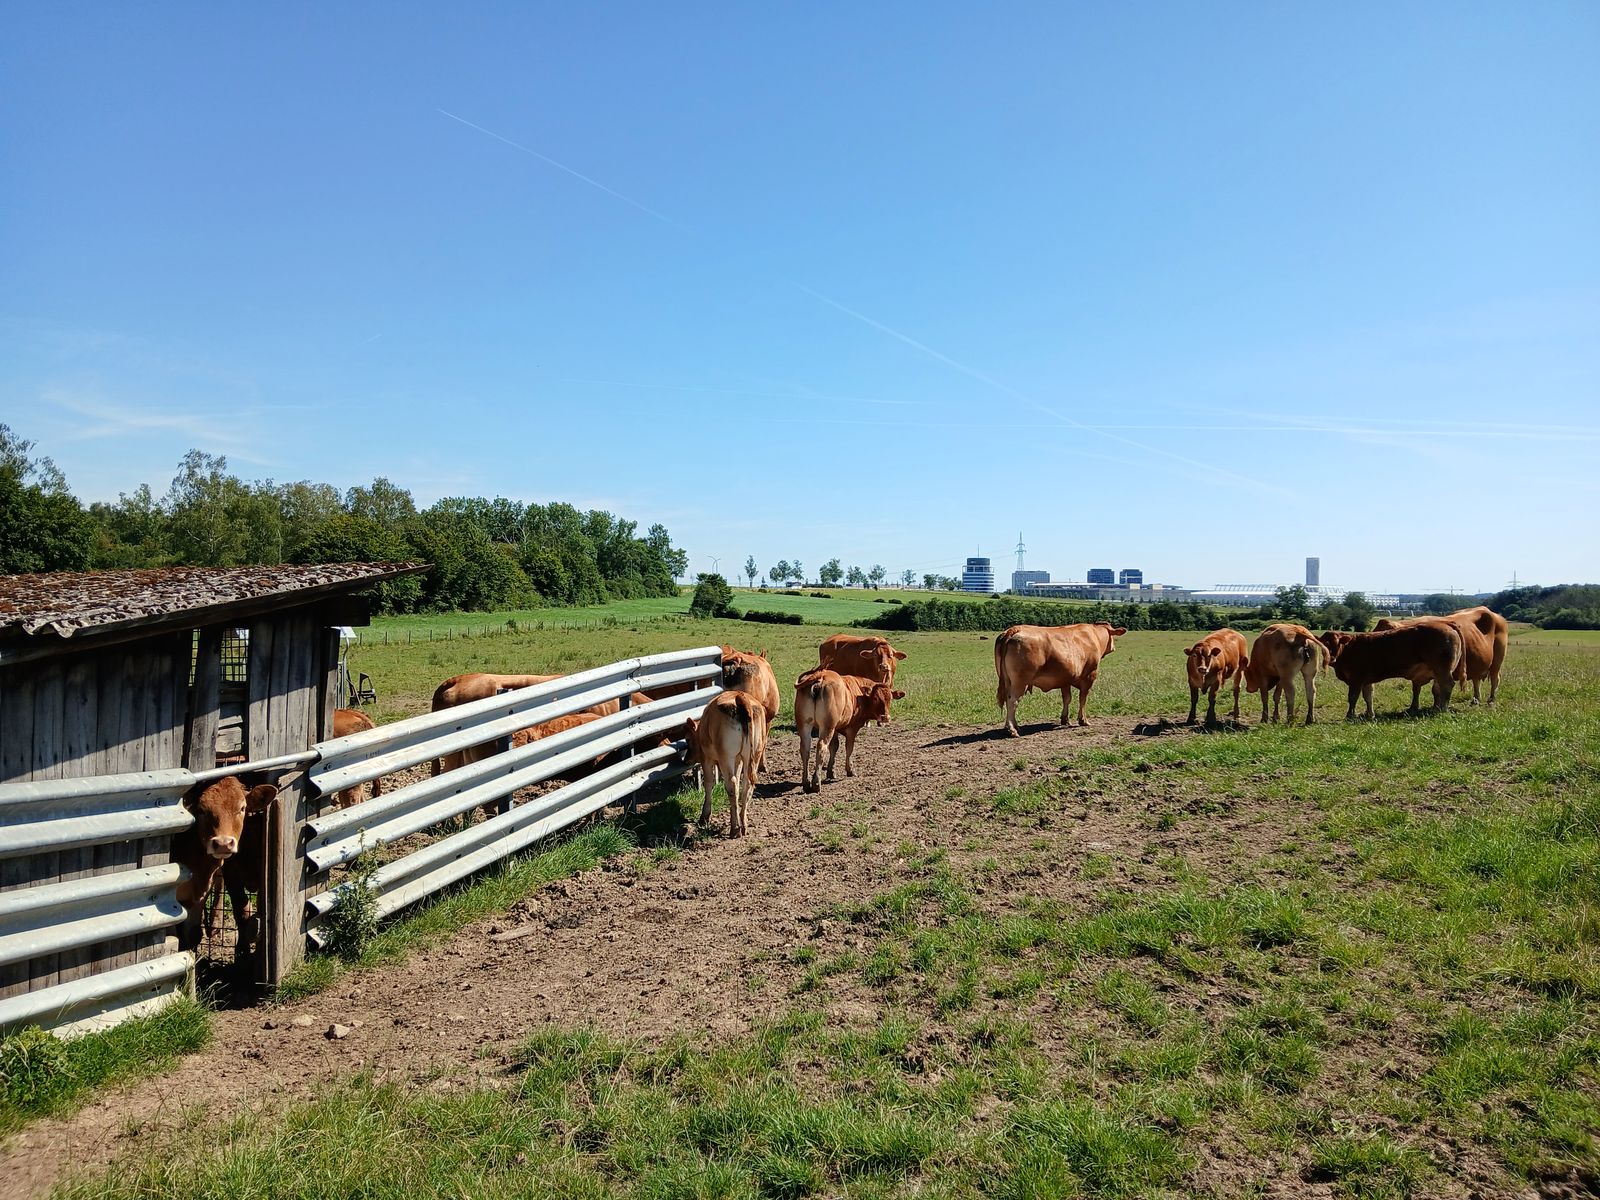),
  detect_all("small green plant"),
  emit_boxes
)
[0,1026,72,1114]
[323,844,383,961]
